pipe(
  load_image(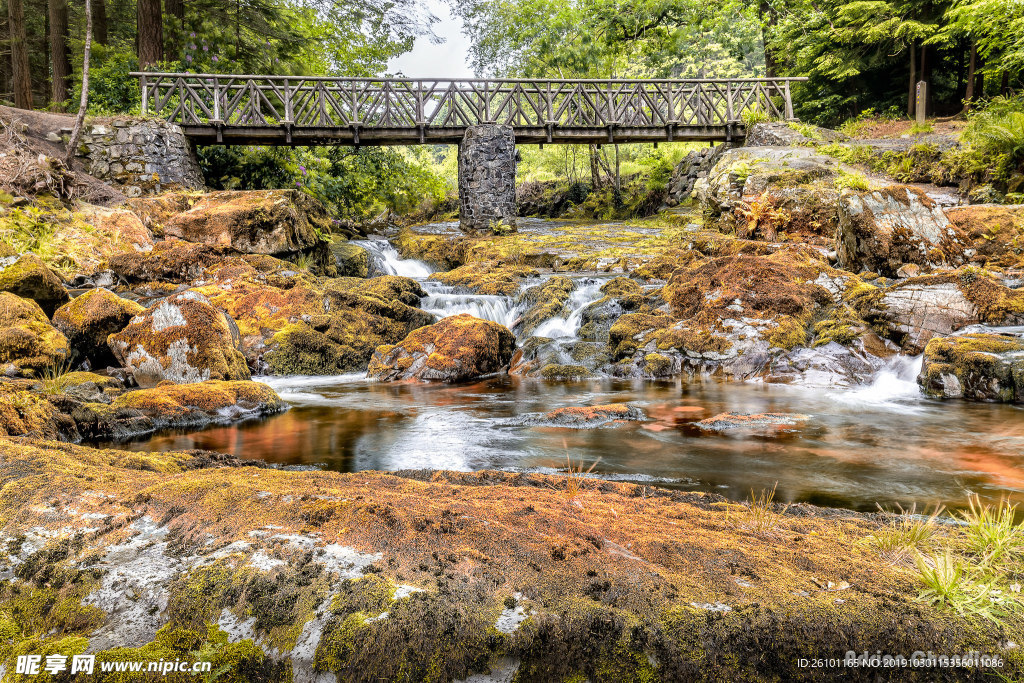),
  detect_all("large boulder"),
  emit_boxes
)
[0,292,70,376]
[695,146,850,244]
[162,189,335,274]
[368,313,516,382]
[837,186,968,277]
[190,274,434,375]
[53,288,145,369]
[864,270,1024,353]
[331,239,370,278]
[108,291,251,387]
[918,333,1024,402]
[0,253,69,316]
[108,240,226,284]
